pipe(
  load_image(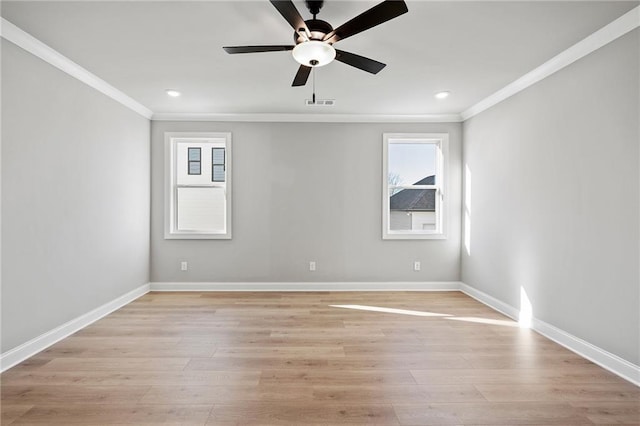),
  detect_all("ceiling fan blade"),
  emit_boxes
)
[324,0,408,44]
[335,49,386,74]
[270,0,310,36]
[292,65,312,86]
[223,45,294,54]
